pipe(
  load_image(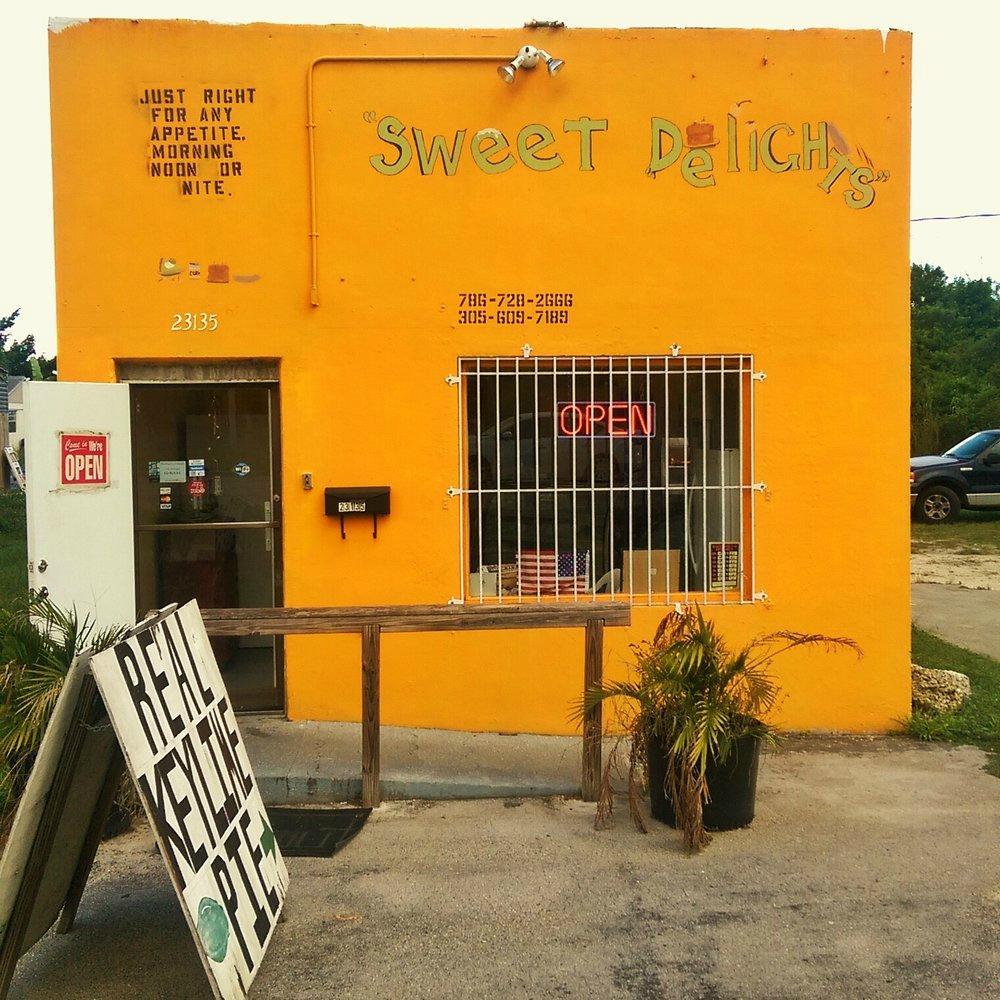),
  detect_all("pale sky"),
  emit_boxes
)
[2,0,998,357]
